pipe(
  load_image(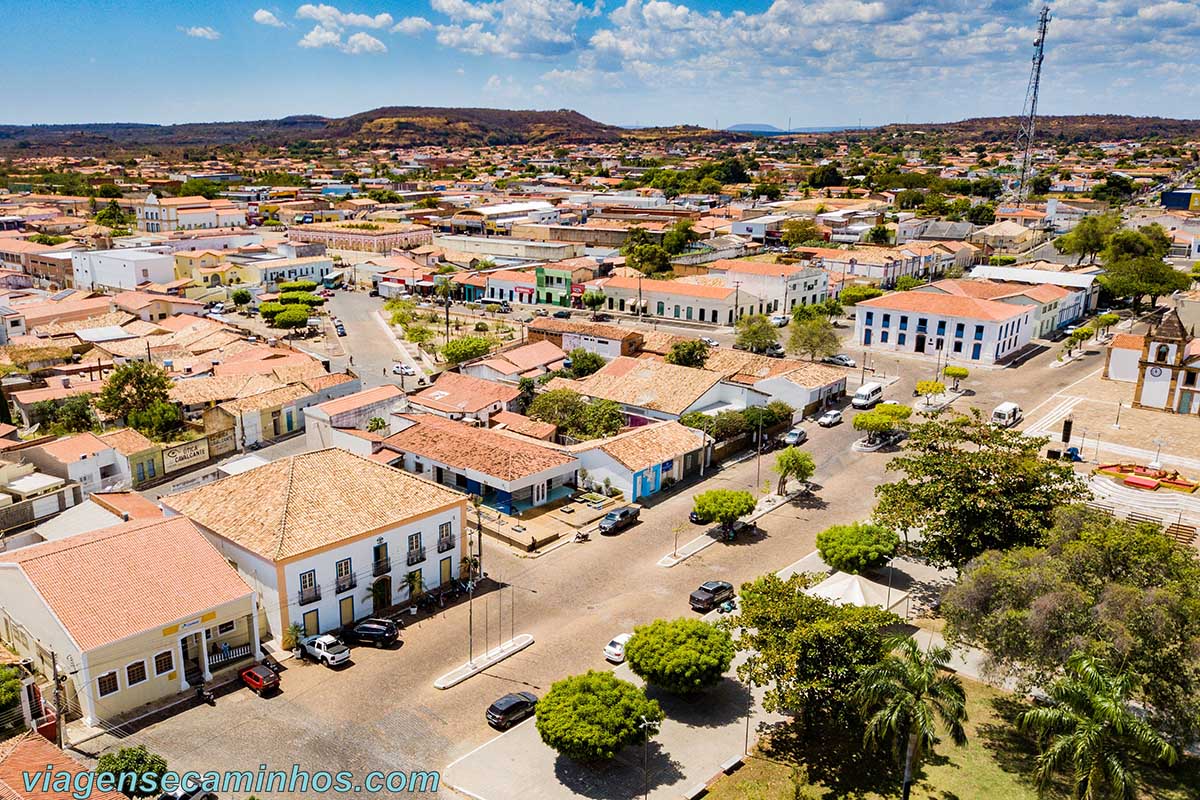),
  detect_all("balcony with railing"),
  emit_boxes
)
[299,586,321,605]
[372,556,391,576]
[336,574,357,593]
[437,533,456,553]
[407,546,426,566]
